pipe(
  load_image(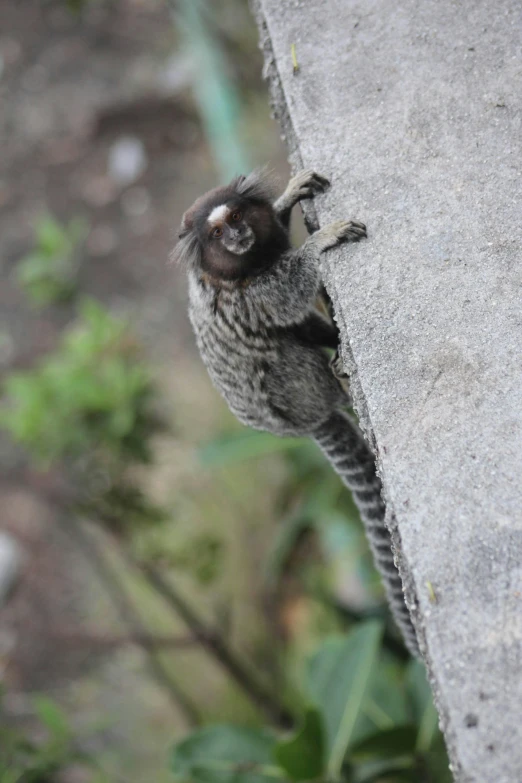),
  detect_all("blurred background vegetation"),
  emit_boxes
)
[0,1,450,781]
